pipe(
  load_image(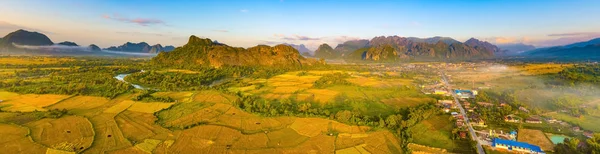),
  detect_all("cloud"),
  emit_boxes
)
[277,34,320,41]
[102,14,165,26]
[410,21,421,26]
[212,29,229,33]
[240,9,249,13]
[547,32,600,37]
[481,37,531,45]
[116,31,166,37]
[334,36,361,42]
[0,21,55,35]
